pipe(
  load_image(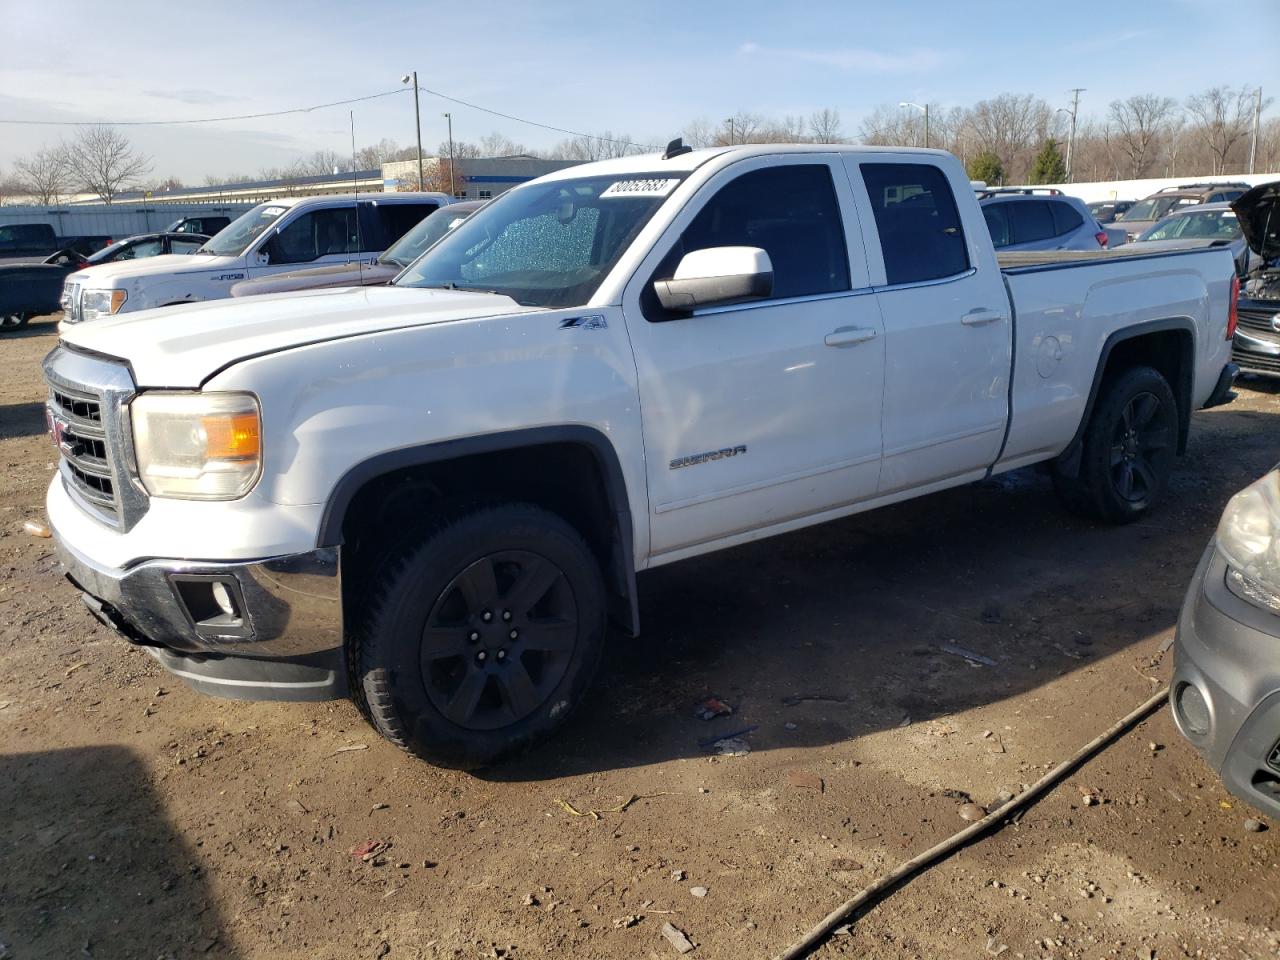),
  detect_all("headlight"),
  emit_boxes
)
[80,288,127,321]
[1216,468,1280,613]
[131,392,262,500]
